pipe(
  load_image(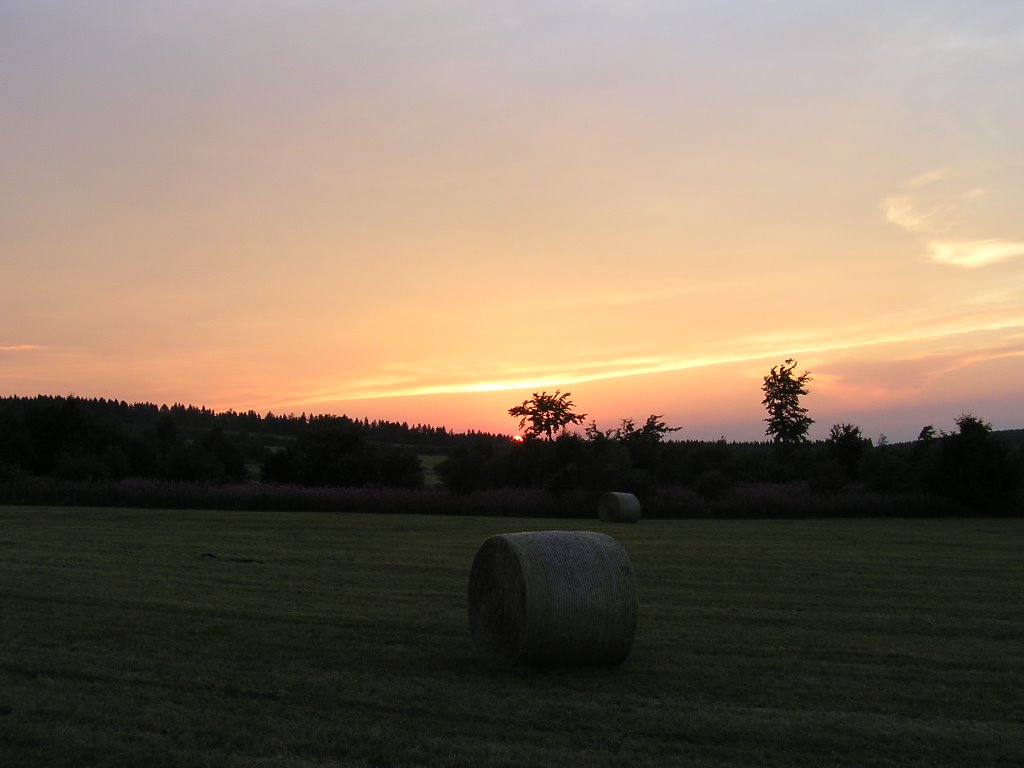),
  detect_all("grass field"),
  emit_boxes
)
[1,507,1021,767]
